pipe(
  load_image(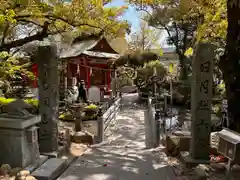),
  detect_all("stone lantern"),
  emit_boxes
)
[0,99,41,167]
